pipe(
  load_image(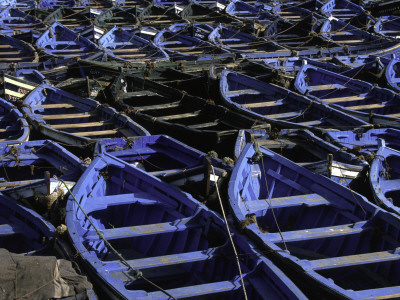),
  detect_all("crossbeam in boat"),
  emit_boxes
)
[346,103,385,111]
[105,247,219,271]
[50,121,112,129]
[149,281,243,299]
[85,216,202,240]
[264,111,300,119]
[244,101,282,108]
[324,95,371,104]
[307,84,345,91]
[159,110,201,120]
[356,286,400,299]
[35,103,75,109]
[264,221,368,243]
[308,249,400,270]
[83,192,176,214]
[244,193,330,213]
[226,89,261,97]
[188,121,219,129]
[73,129,118,137]
[136,101,181,112]
[40,112,97,120]
[116,90,160,99]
